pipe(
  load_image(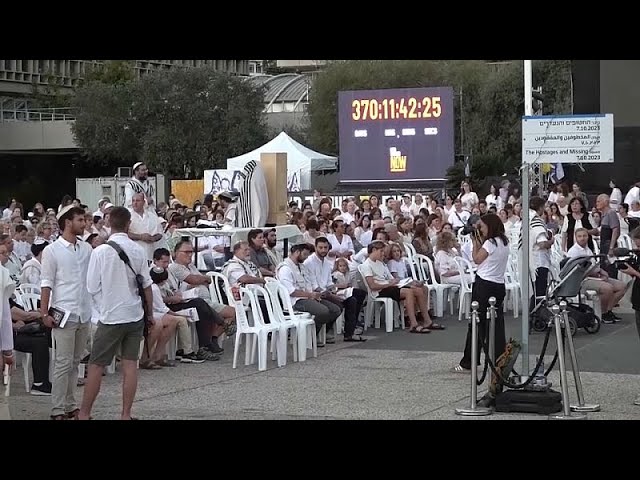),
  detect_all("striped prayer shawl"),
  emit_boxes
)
[234,160,257,228]
[517,214,546,251]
